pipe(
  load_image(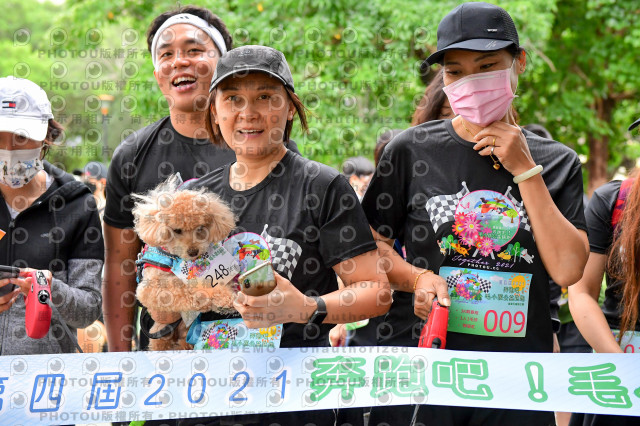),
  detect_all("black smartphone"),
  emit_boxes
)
[0,265,20,297]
